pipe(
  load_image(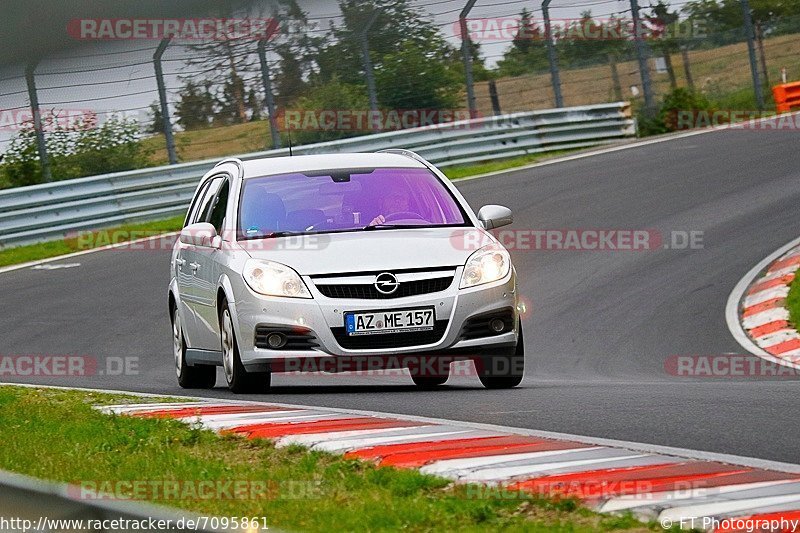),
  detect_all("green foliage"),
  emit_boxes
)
[0,116,152,187]
[375,40,461,111]
[636,87,715,135]
[289,79,370,144]
[175,81,216,130]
